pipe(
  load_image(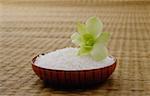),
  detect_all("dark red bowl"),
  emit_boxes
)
[32,54,117,88]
